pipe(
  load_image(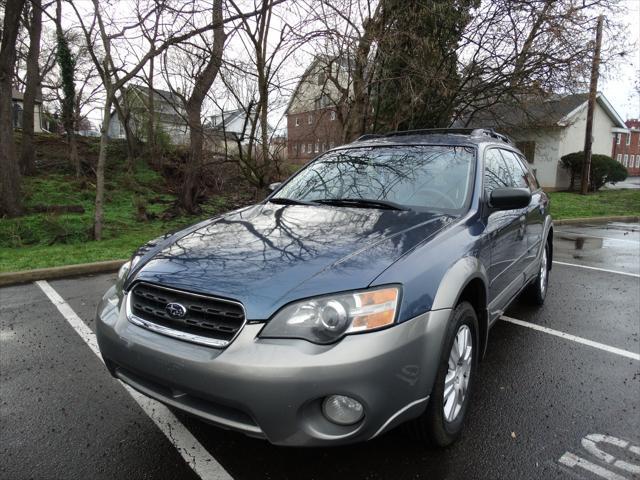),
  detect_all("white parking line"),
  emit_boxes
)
[35,280,232,480]
[556,232,640,244]
[501,315,640,361]
[553,261,640,279]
